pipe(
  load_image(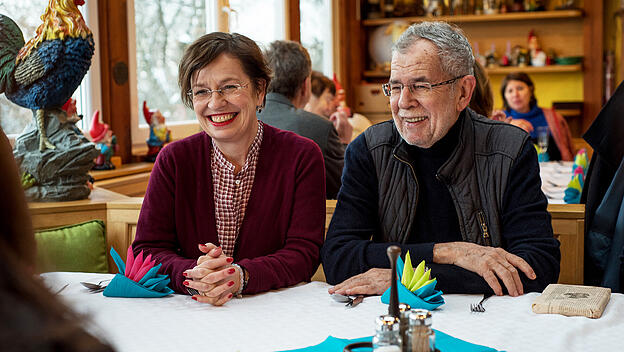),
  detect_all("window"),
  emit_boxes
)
[300,0,333,77]
[128,0,287,148]
[0,0,100,139]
